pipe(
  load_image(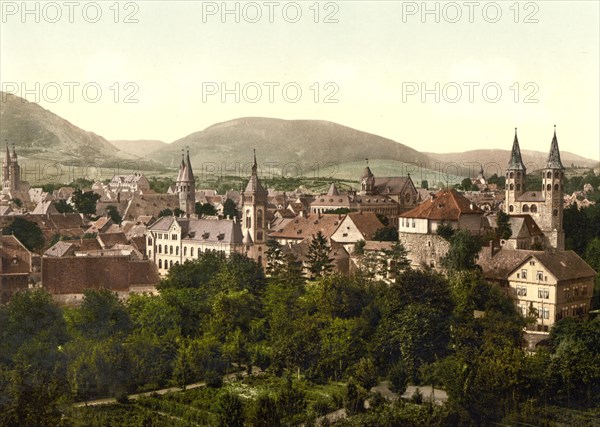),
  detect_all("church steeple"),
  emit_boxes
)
[360,158,375,195]
[546,125,564,170]
[508,128,526,171]
[242,150,267,246]
[176,147,195,215]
